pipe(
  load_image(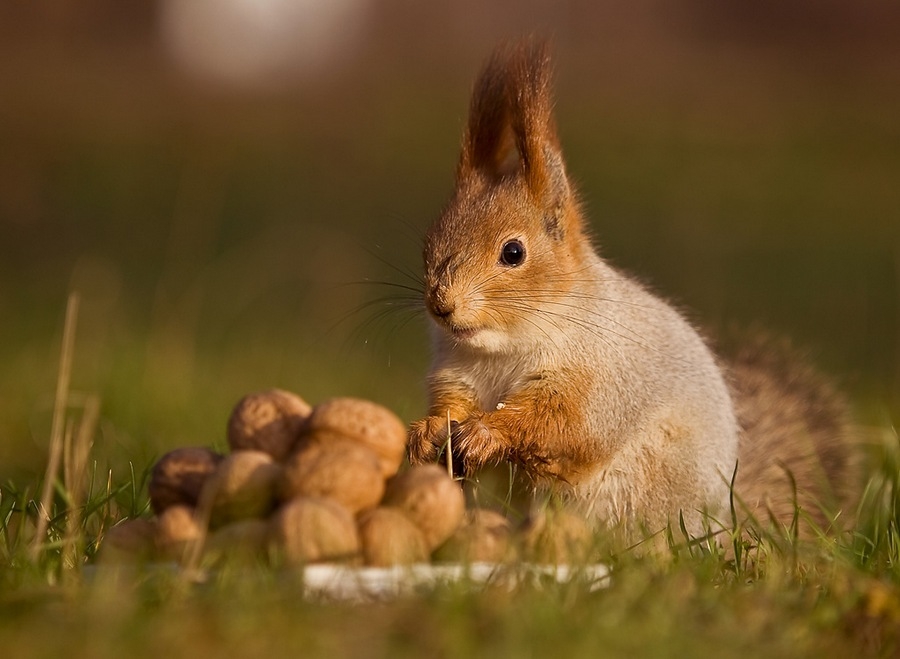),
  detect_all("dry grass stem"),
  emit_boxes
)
[62,394,100,569]
[445,409,453,480]
[29,292,80,560]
